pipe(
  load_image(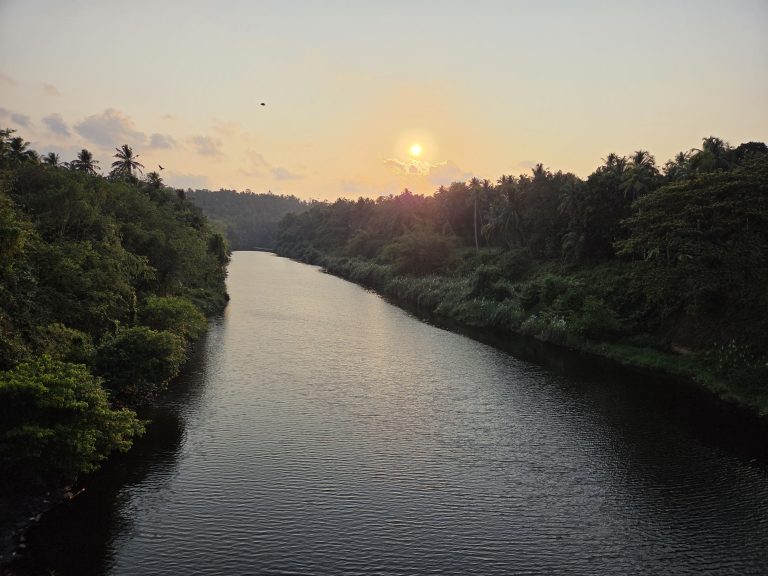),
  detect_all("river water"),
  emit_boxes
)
[14,252,768,575]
